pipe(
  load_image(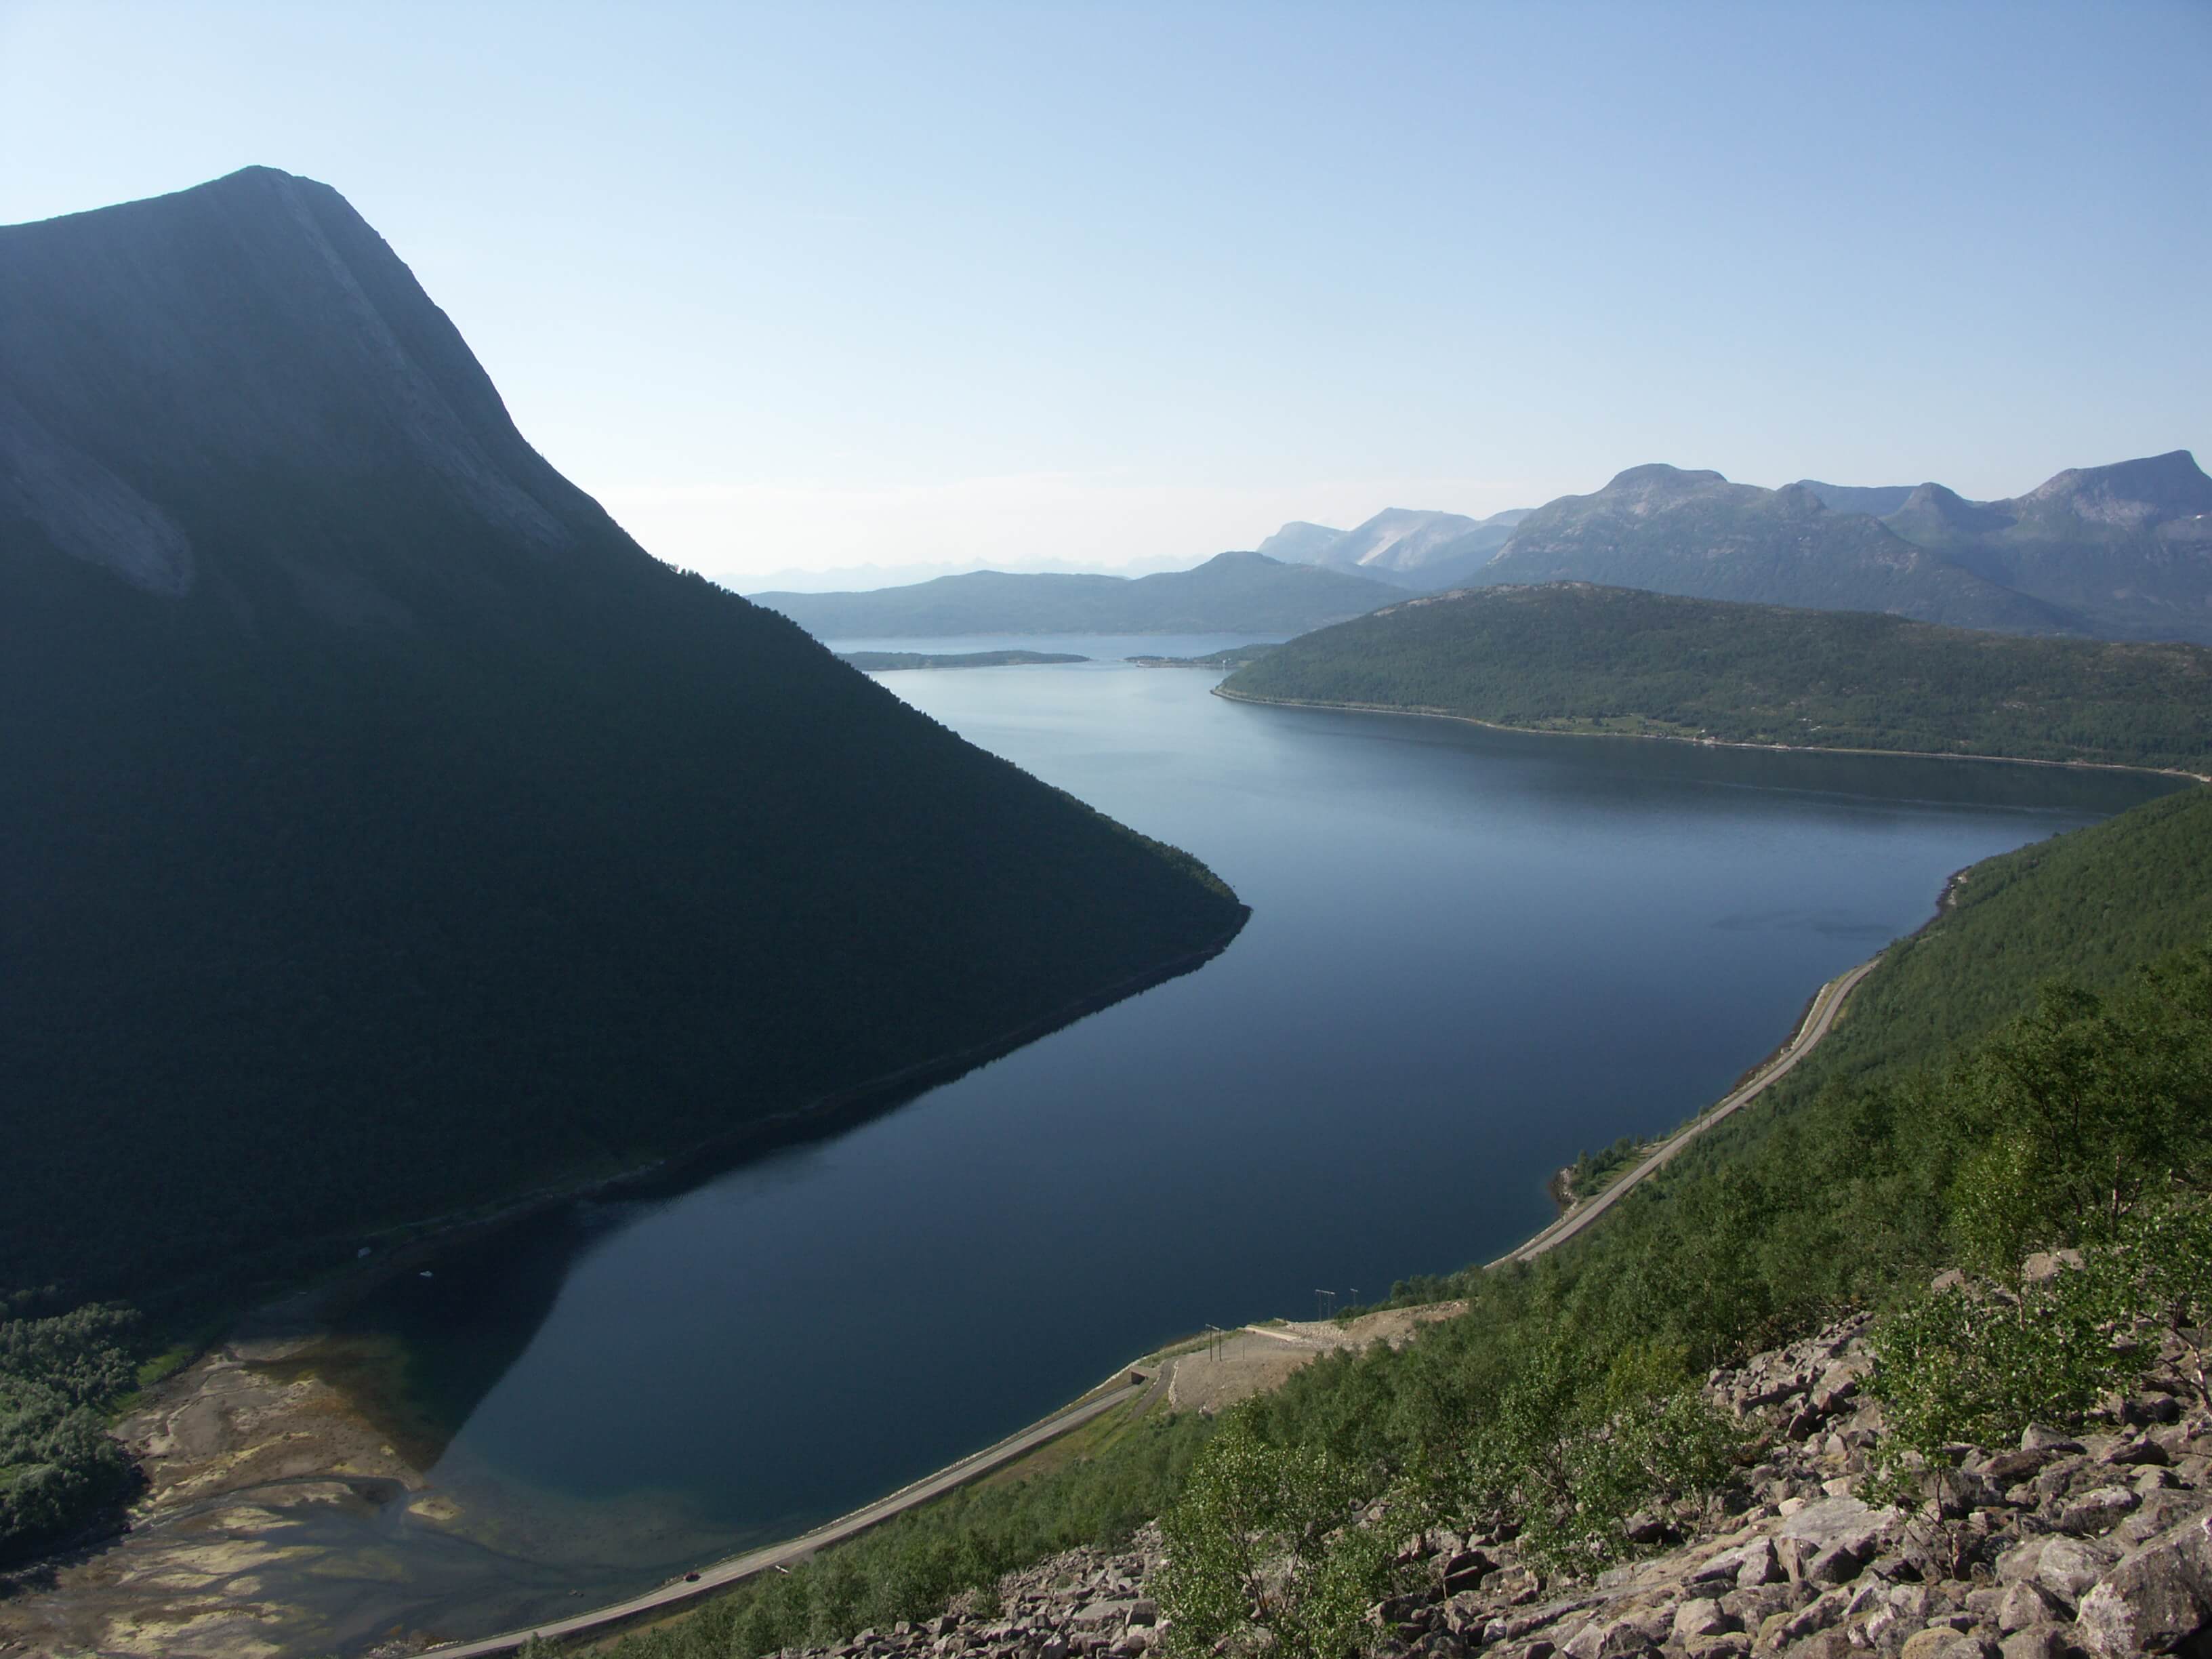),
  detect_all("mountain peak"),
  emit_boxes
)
[2016,450,2212,525]
[1,166,596,605]
[1773,481,1828,518]
[1253,523,1346,564]
[1601,464,1729,493]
